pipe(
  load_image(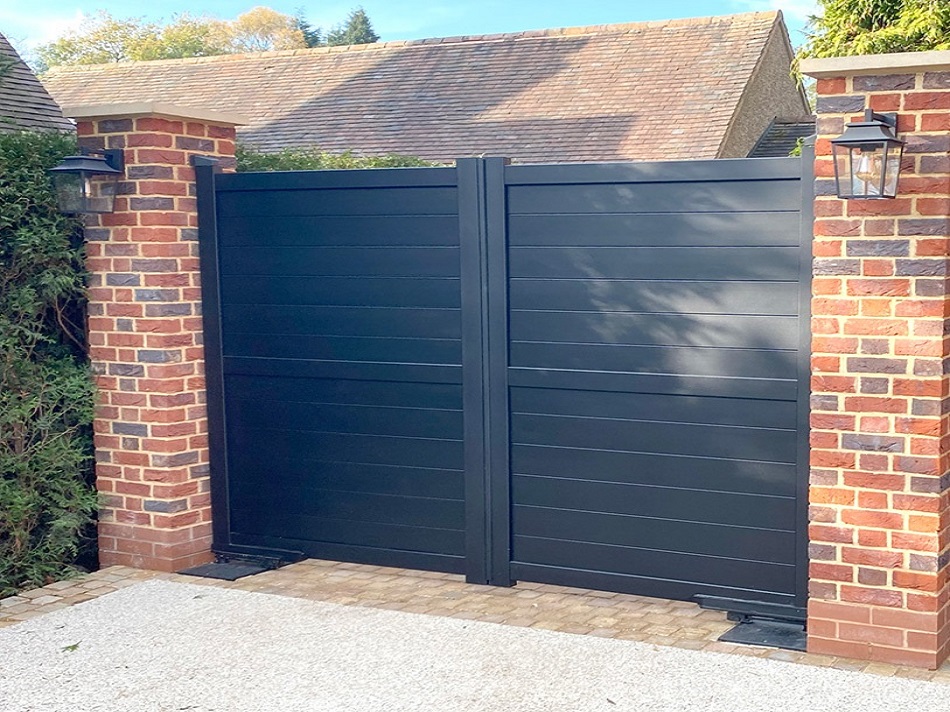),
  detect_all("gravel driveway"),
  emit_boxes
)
[0,579,948,711]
